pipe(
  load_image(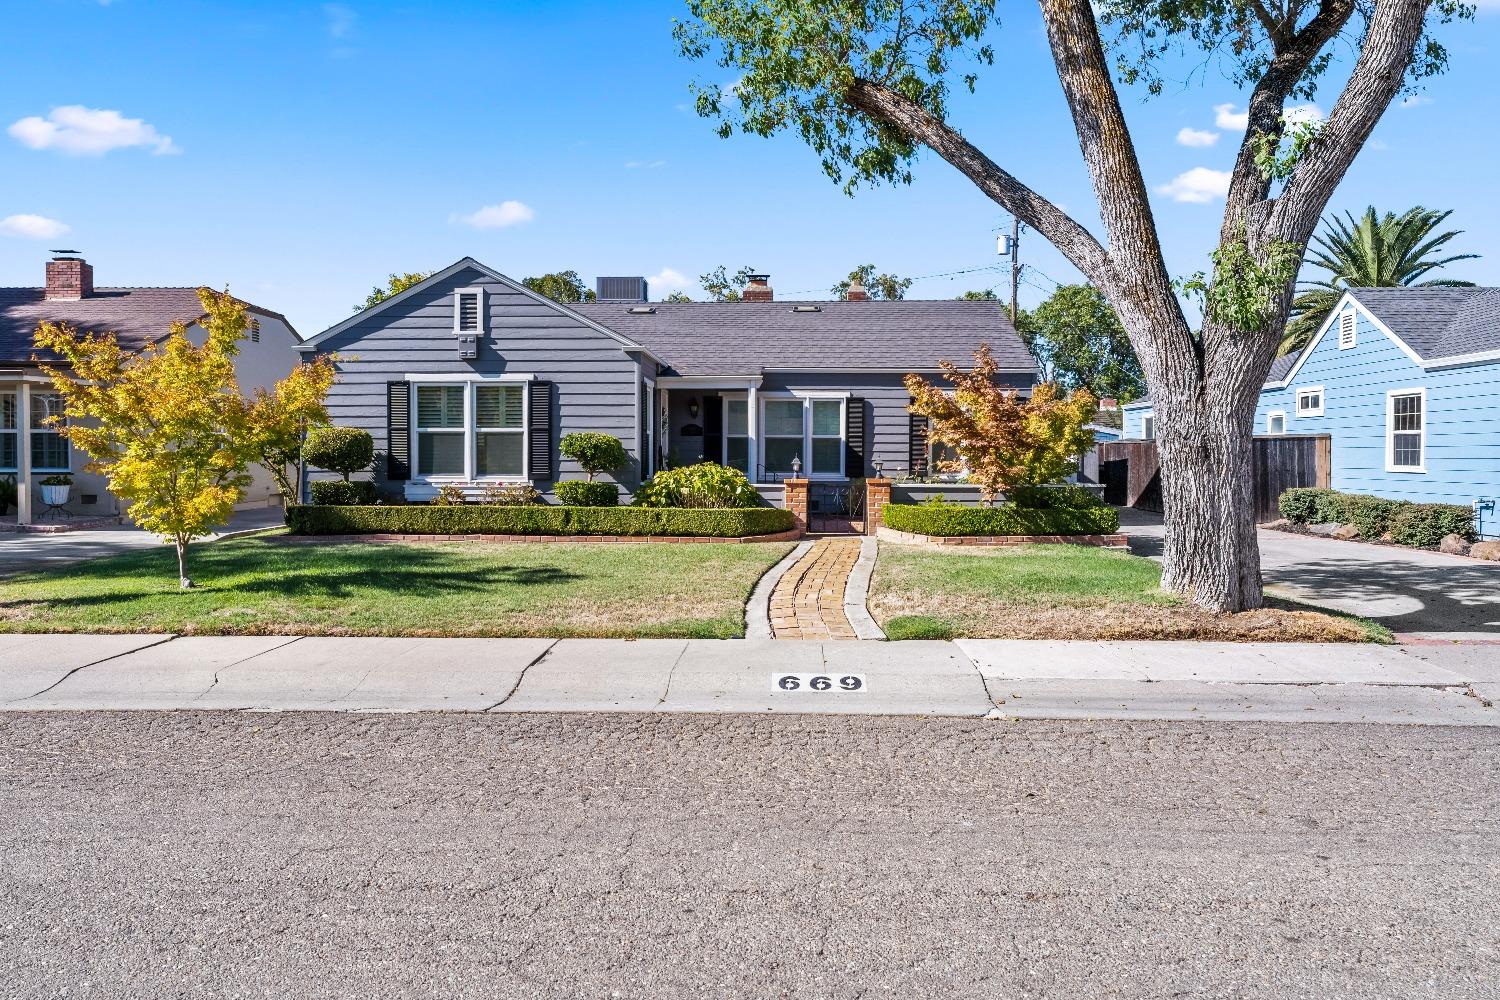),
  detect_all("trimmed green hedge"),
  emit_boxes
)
[882,501,1120,536]
[286,504,797,538]
[552,481,619,507]
[309,480,378,506]
[1279,487,1475,547]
